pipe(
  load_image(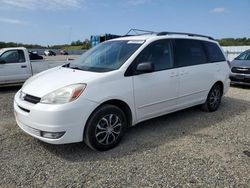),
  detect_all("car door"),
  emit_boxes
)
[173,39,214,108]
[129,39,180,122]
[0,49,32,84]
